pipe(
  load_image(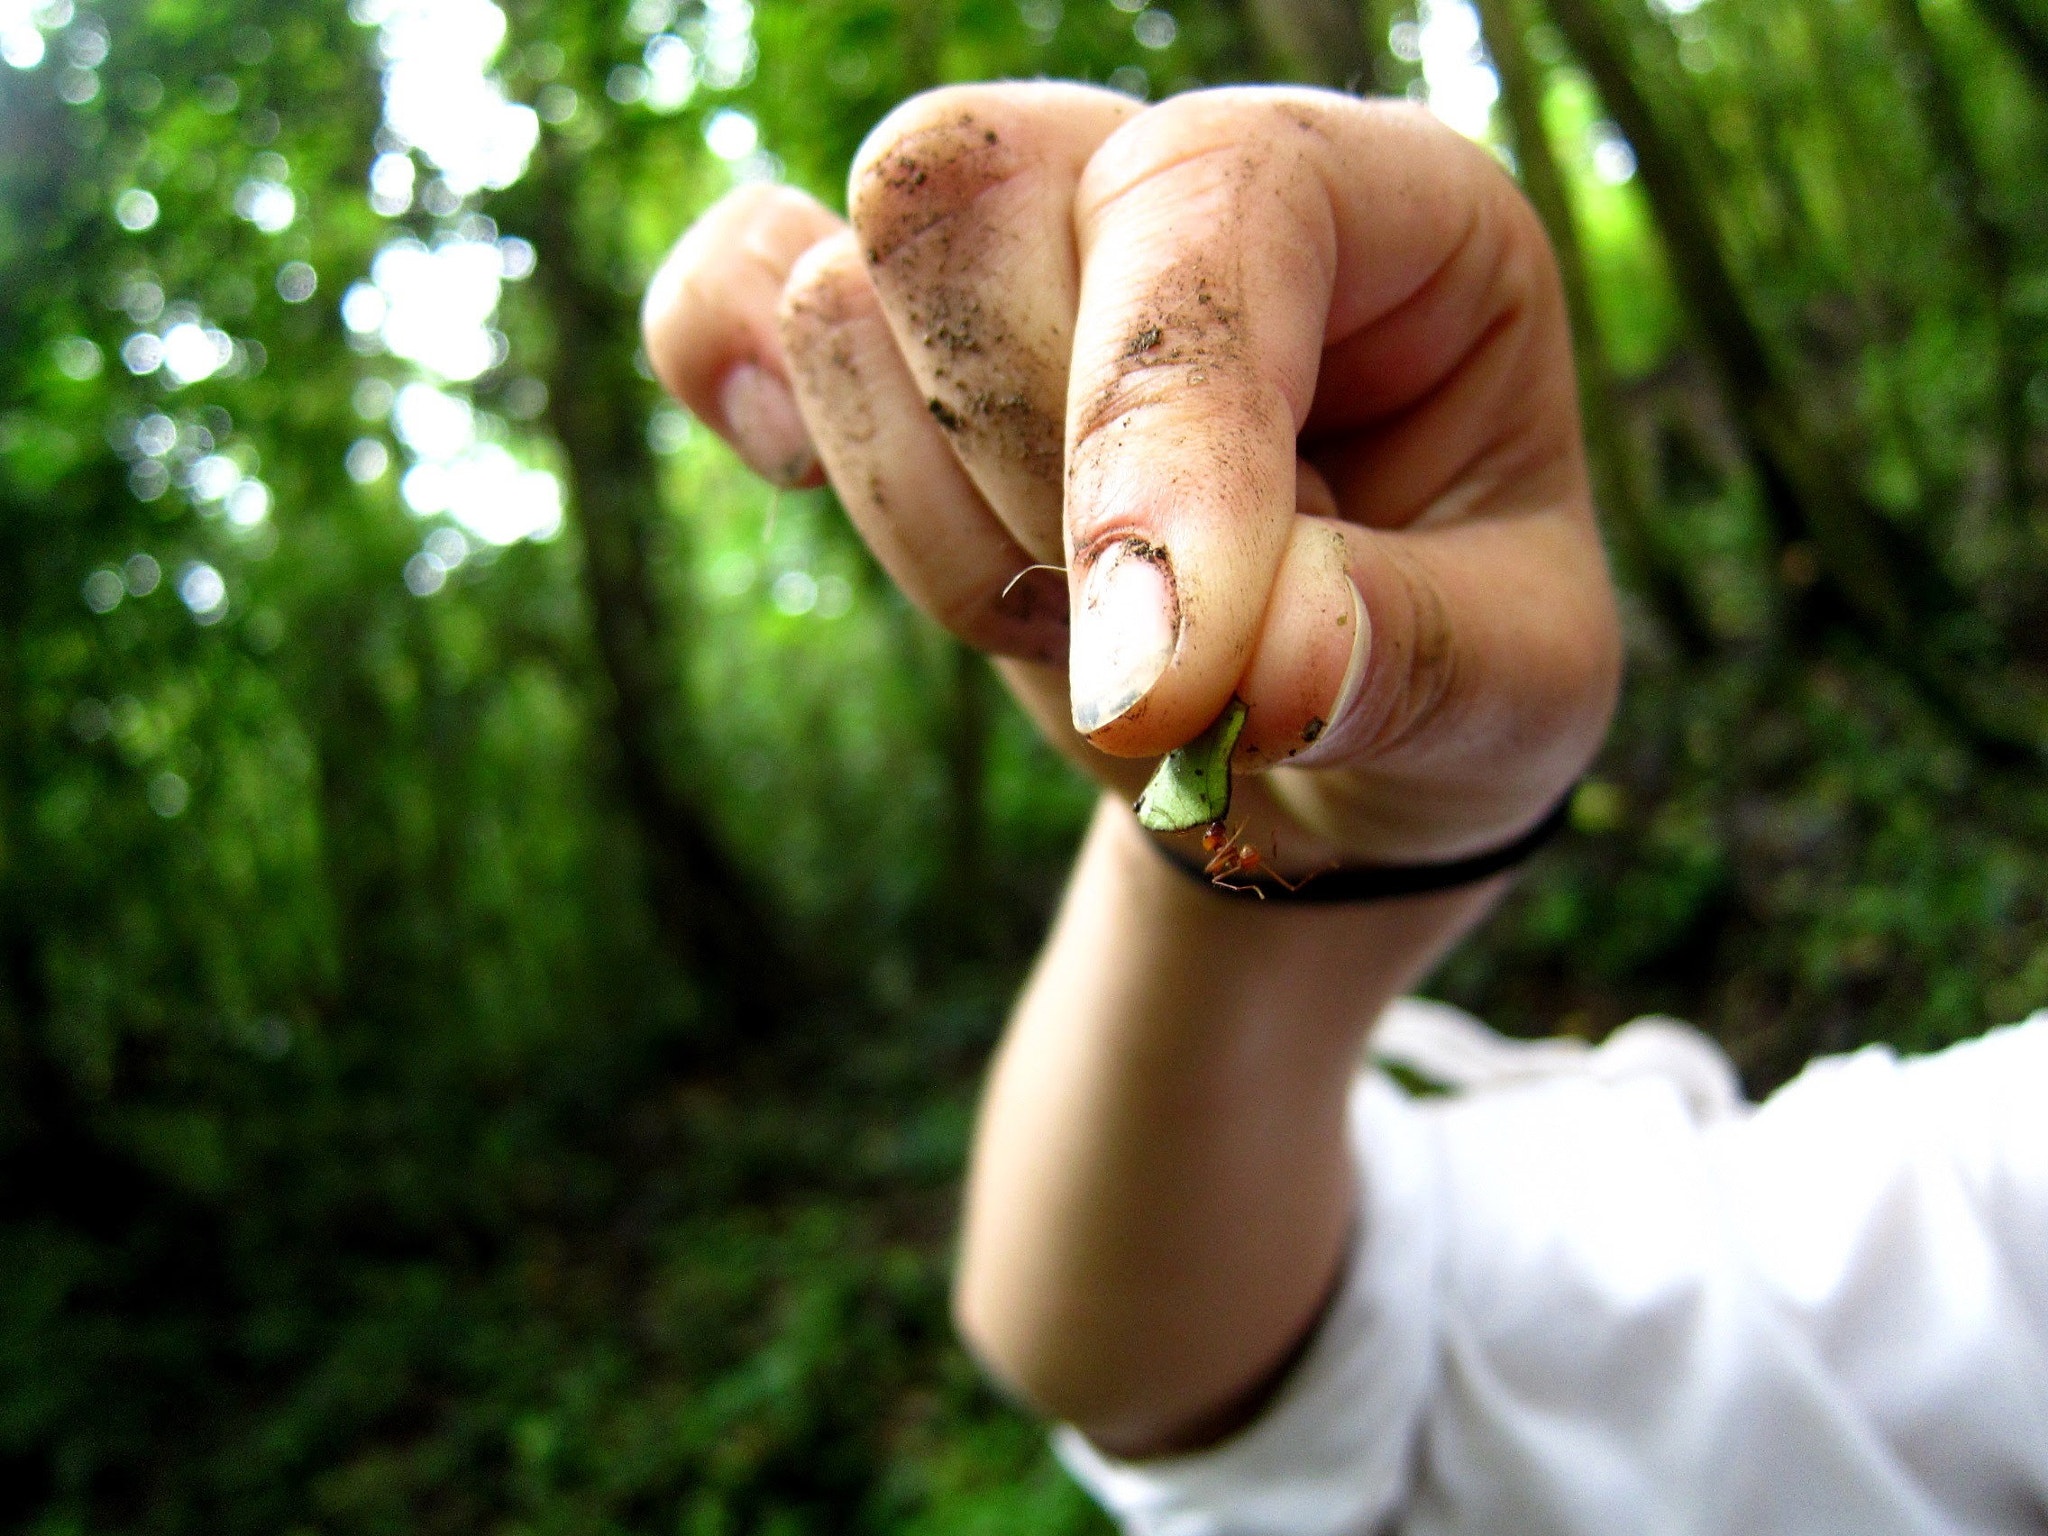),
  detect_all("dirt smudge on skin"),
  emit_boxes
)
[780,248,1068,664]
[1068,138,1314,463]
[1069,232,1254,458]
[850,109,1066,514]
[1065,252,1277,561]
[782,278,879,451]
[1063,142,1307,668]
